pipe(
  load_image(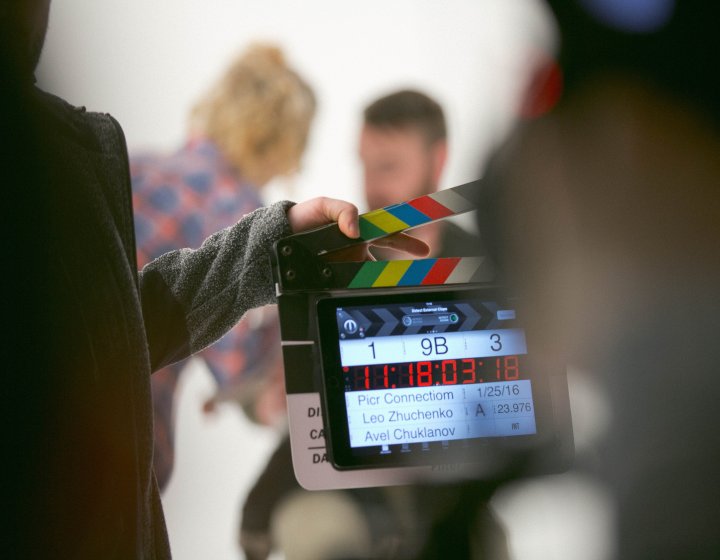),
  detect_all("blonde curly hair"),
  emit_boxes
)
[191,44,316,186]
